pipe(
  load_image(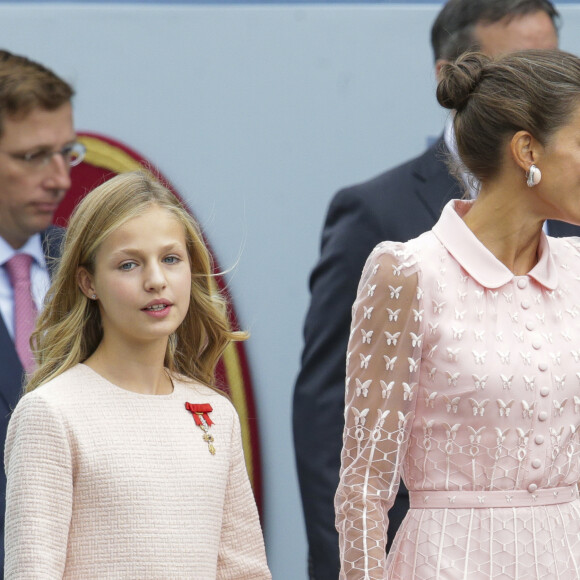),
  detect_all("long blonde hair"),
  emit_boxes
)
[27,171,246,392]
